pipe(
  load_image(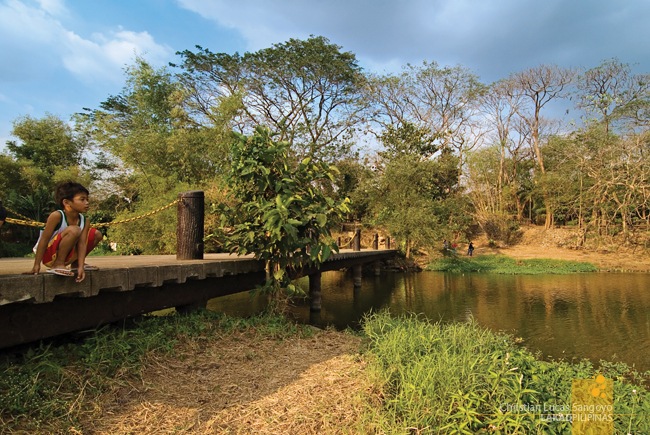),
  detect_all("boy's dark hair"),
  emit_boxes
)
[55,182,89,208]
